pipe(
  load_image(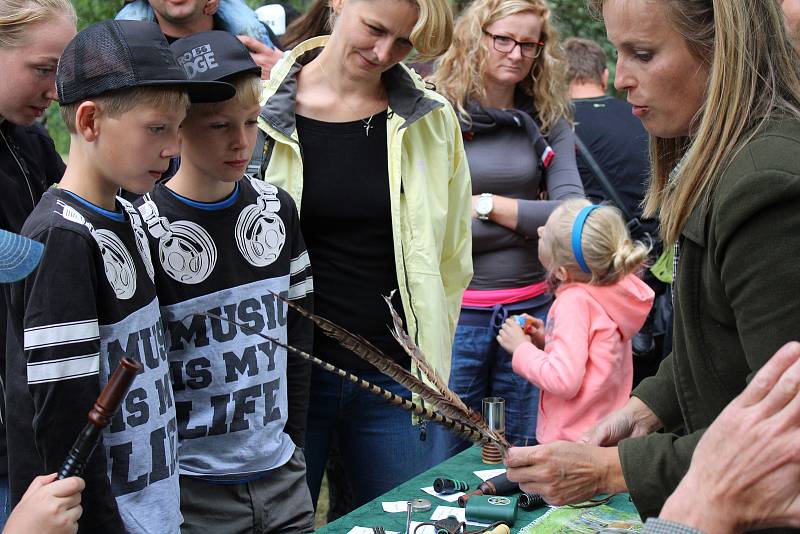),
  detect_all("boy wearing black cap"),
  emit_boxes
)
[134,30,314,532]
[4,20,233,533]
